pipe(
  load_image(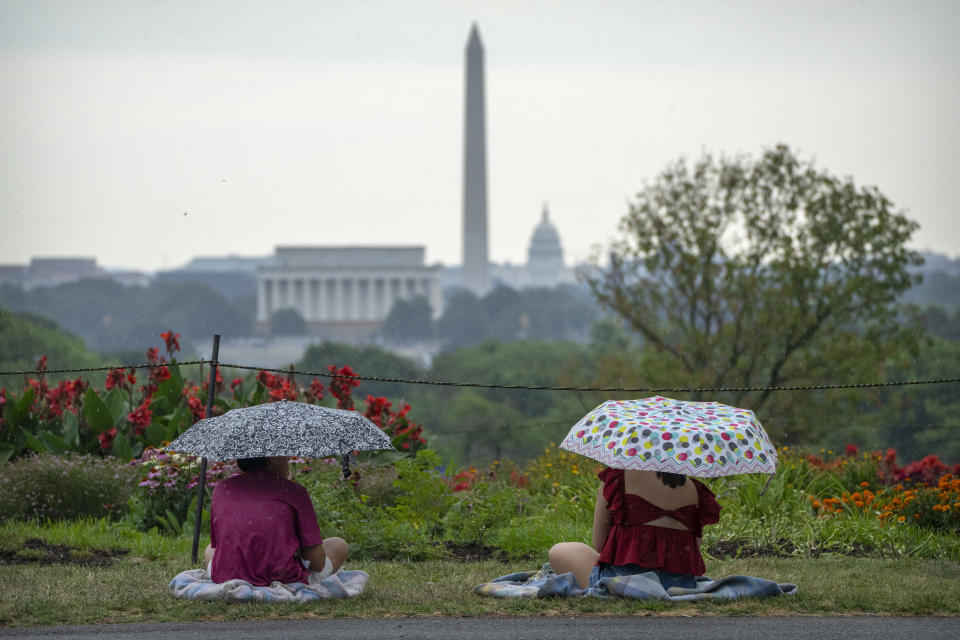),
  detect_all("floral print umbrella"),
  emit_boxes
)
[559,396,777,477]
[166,400,394,462]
